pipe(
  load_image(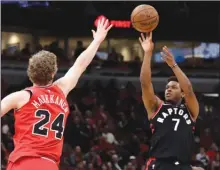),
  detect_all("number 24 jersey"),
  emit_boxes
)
[9,85,70,165]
